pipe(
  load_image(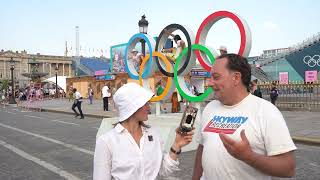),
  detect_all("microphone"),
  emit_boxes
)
[148,135,153,141]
